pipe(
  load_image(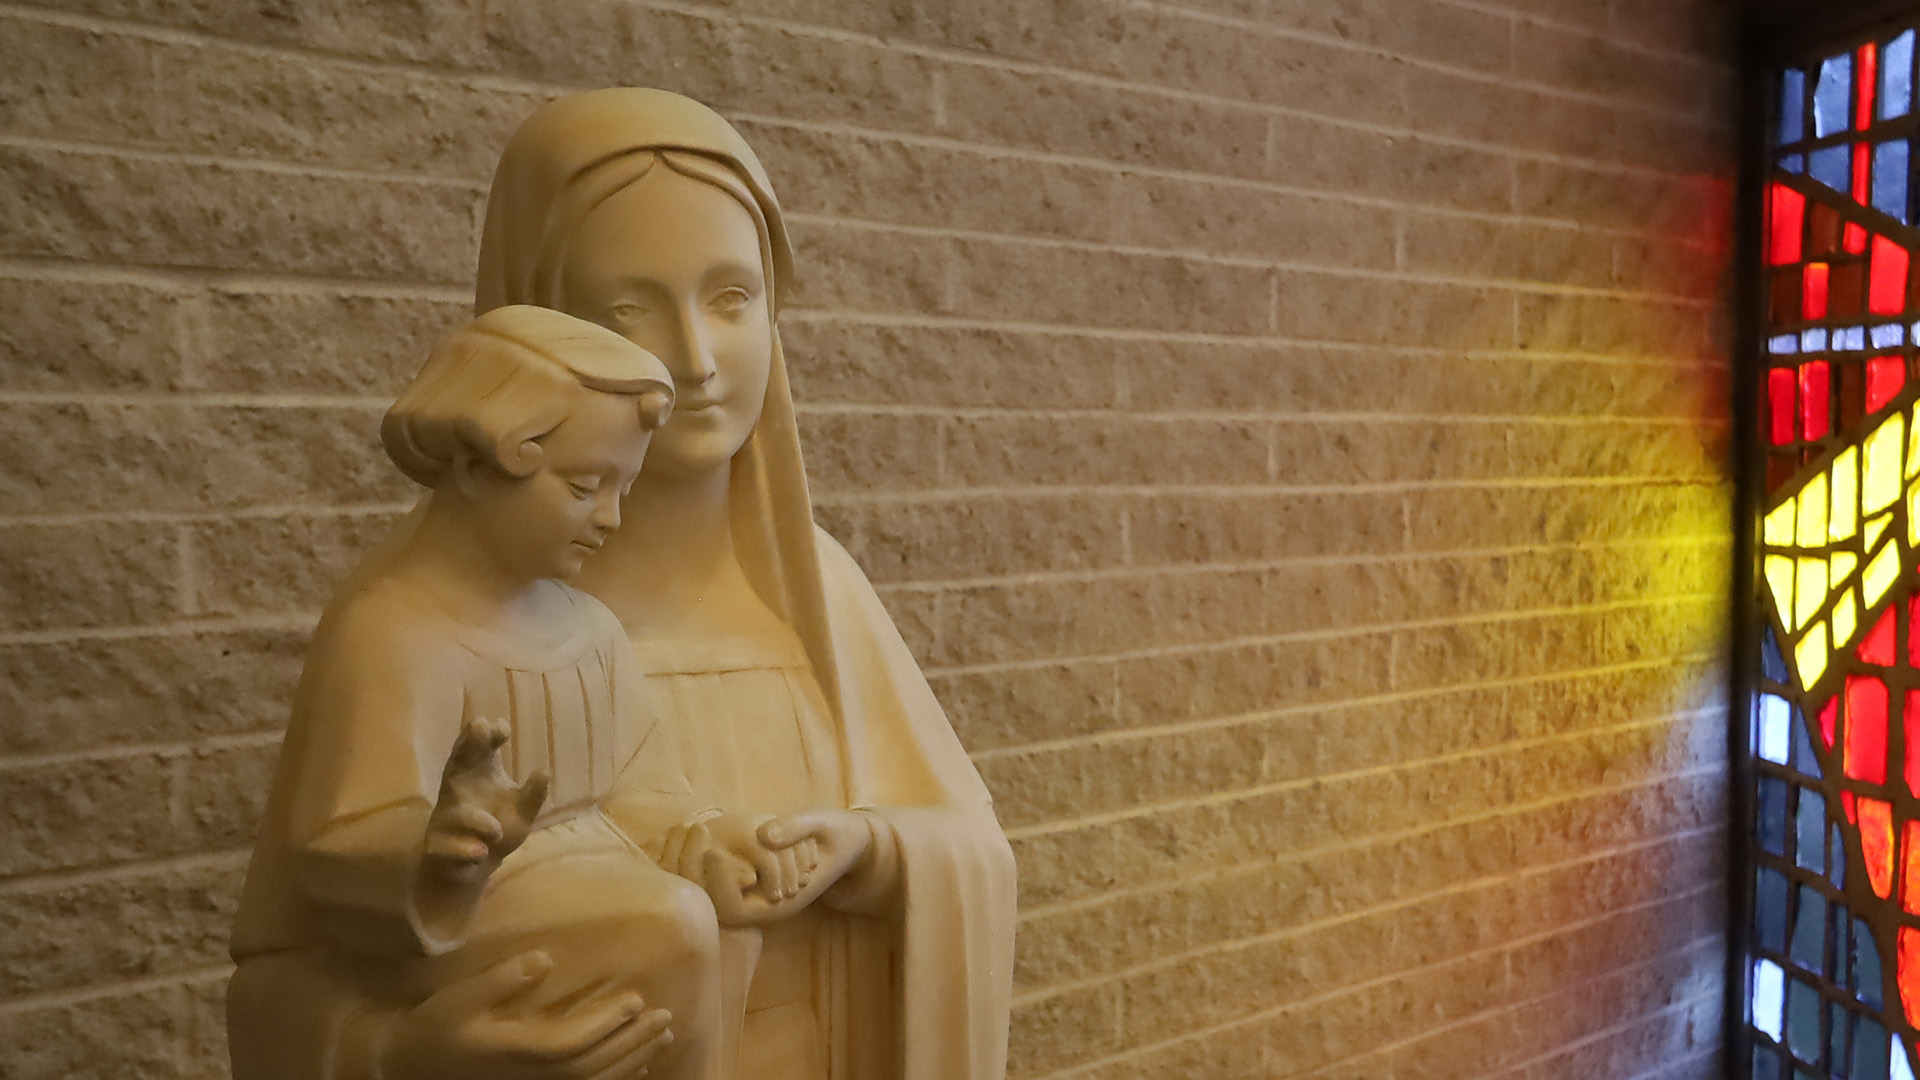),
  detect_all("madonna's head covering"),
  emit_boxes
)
[474,88,837,716]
